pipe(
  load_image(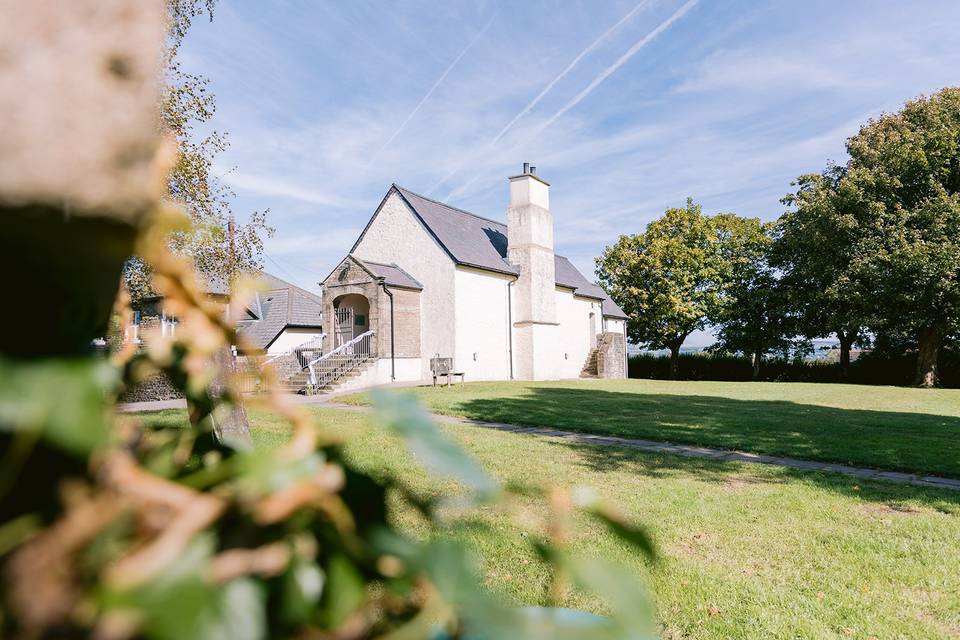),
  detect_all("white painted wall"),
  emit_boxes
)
[454,266,513,380]
[353,191,456,379]
[331,357,423,394]
[266,327,324,355]
[603,318,626,334]
[555,289,600,378]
